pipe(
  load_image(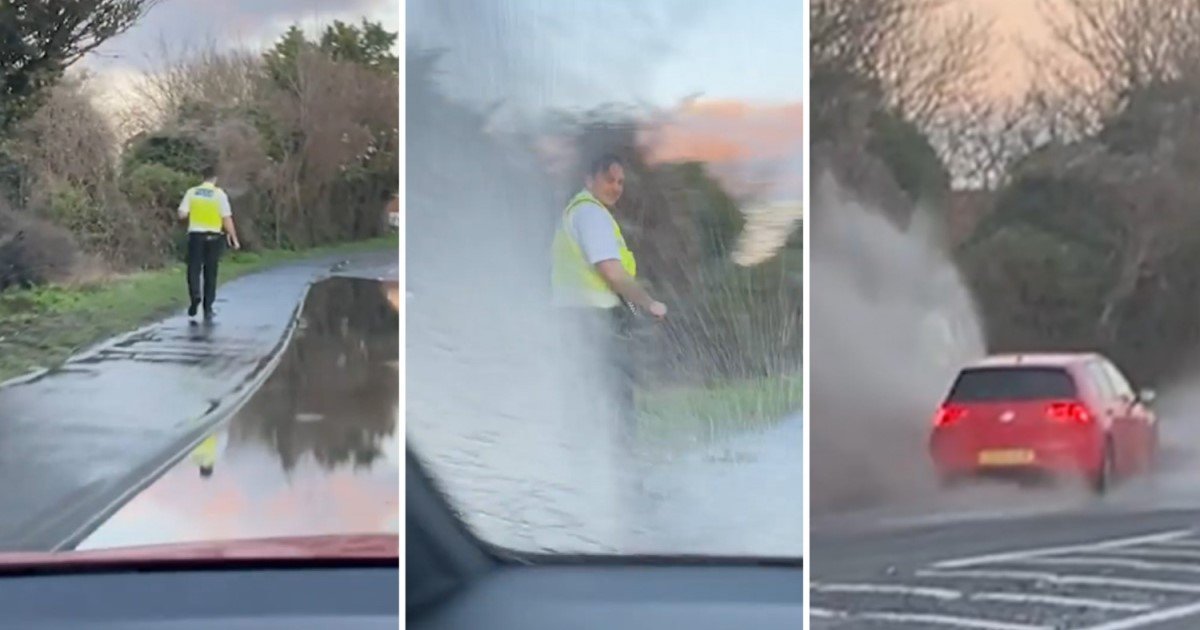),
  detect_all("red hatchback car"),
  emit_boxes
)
[929,353,1158,494]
